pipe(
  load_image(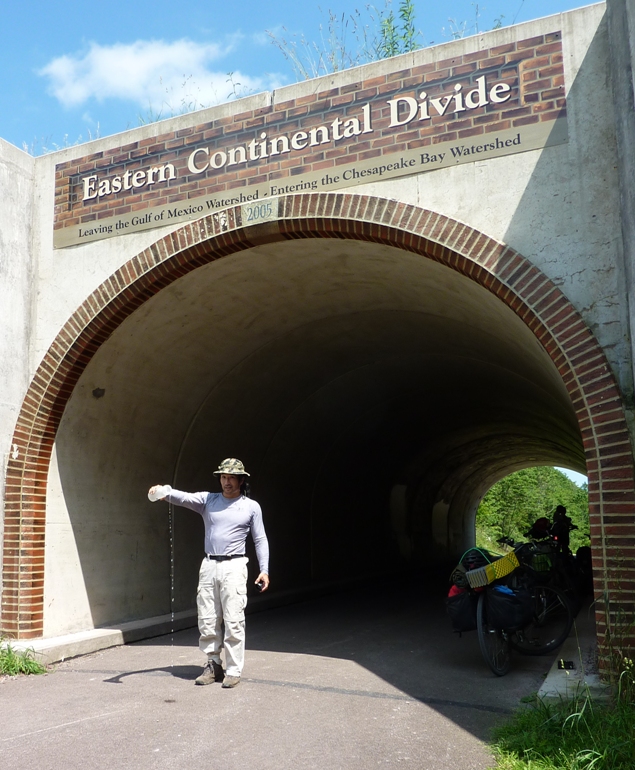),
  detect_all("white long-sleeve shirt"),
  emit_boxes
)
[165,488,269,574]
